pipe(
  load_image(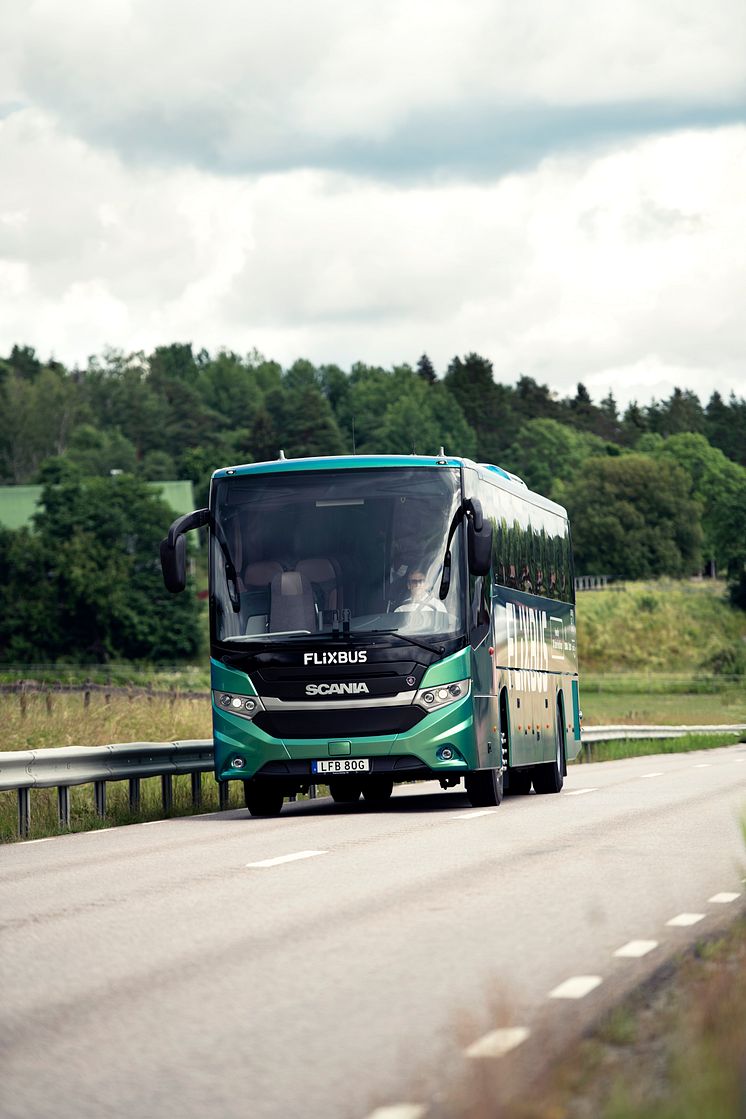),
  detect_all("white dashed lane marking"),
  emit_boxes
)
[667,913,706,927]
[693,763,712,768]
[641,772,664,779]
[614,940,659,958]
[364,1106,428,1119]
[549,976,603,999]
[565,788,597,796]
[465,1027,531,1059]
[451,809,499,819]
[708,892,741,904]
[246,850,328,868]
